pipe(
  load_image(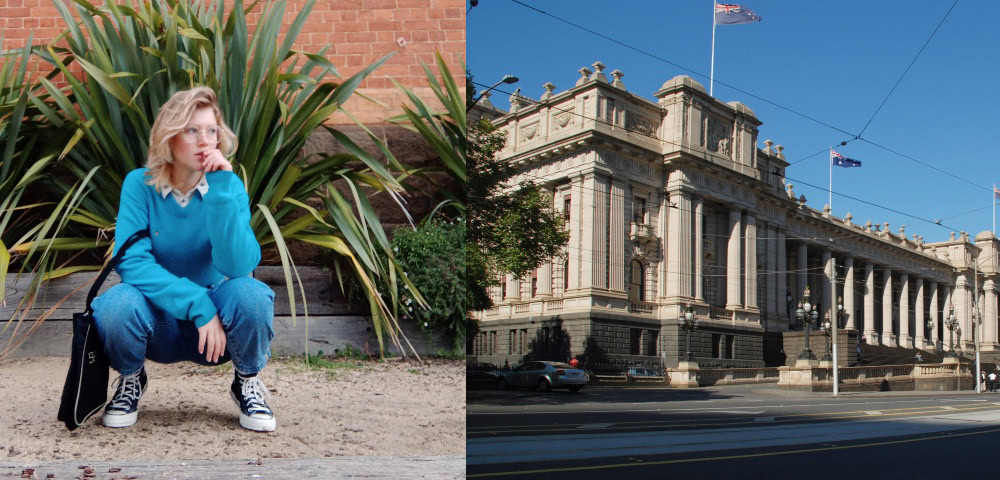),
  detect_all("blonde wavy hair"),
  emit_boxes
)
[145,86,238,192]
